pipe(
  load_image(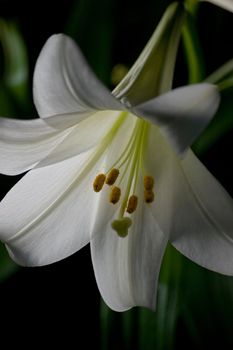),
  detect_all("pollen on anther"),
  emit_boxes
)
[93,173,106,192]
[144,190,154,203]
[144,175,154,191]
[126,195,138,214]
[106,168,120,186]
[109,186,121,204]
